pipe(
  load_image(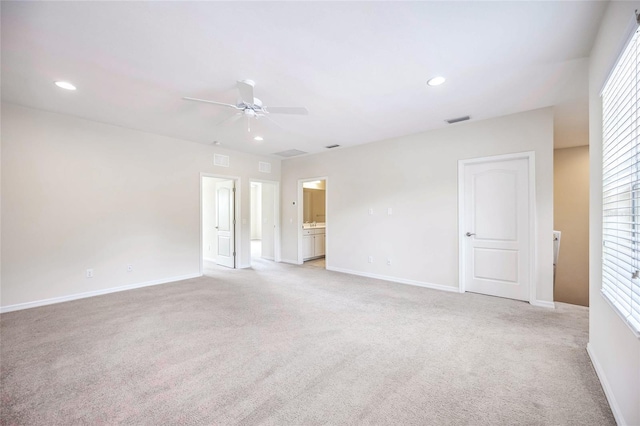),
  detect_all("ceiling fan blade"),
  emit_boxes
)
[265,106,309,115]
[183,97,240,109]
[236,80,255,105]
